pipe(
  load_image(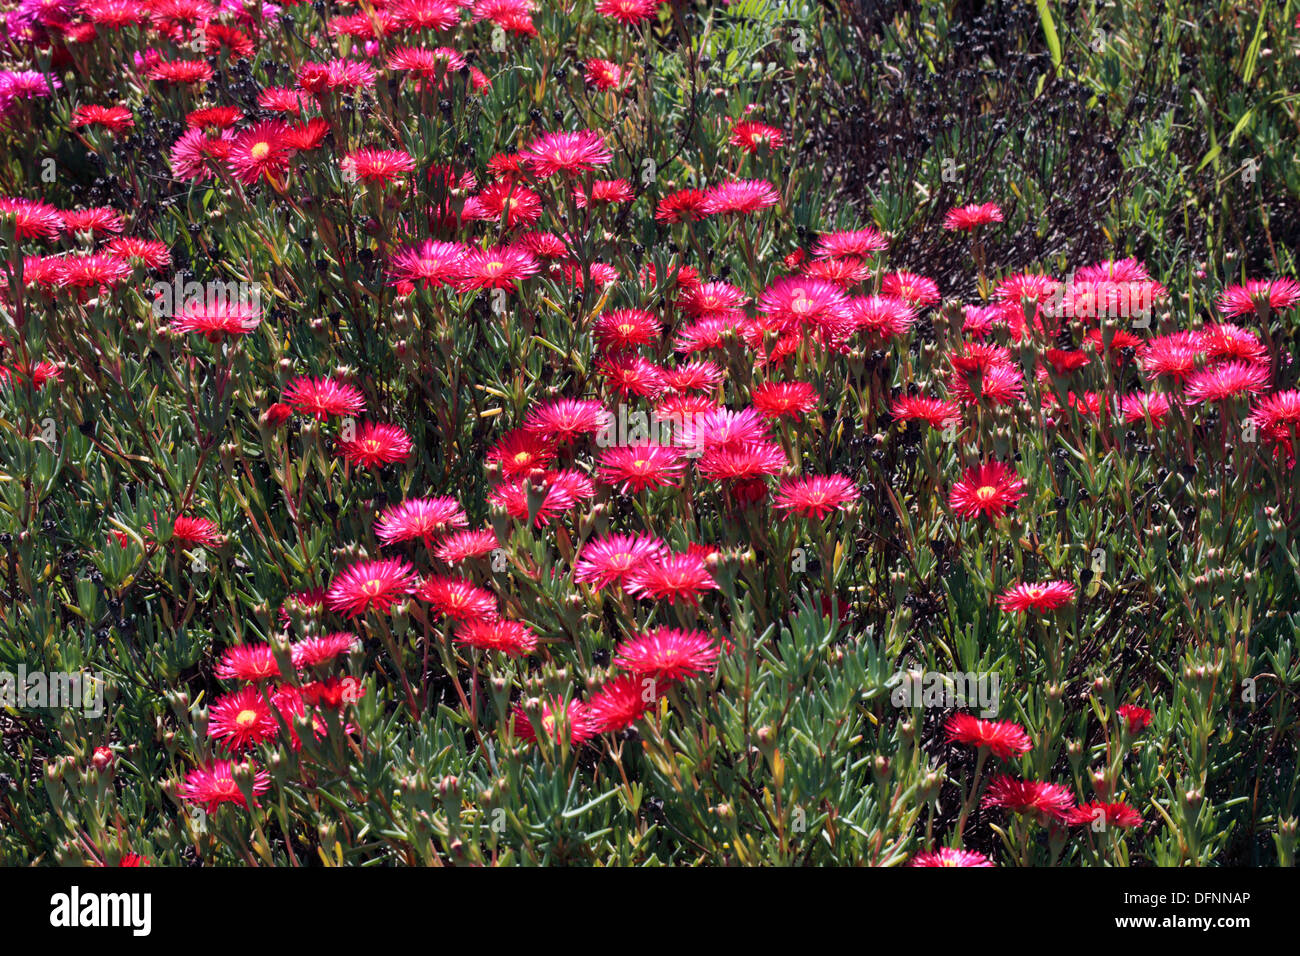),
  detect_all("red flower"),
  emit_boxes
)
[1218,278,1300,318]
[909,847,995,867]
[624,552,719,604]
[207,687,277,751]
[729,121,785,153]
[468,181,542,229]
[456,244,539,291]
[996,580,1077,613]
[655,189,709,223]
[342,148,415,186]
[416,575,499,621]
[588,674,658,733]
[1065,801,1144,828]
[891,395,961,431]
[375,497,468,546]
[595,0,661,24]
[512,696,599,744]
[337,421,413,468]
[282,376,366,420]
[488,428,556,477]
[751,381,819,420]
[433,528,499,564]
[455,618,537,656]
[981,775,1075,819]
[291,633,358,668]
[573,533,668,590]
[518,130,612,178]
[72,104,134,133]
[697,441,787,482]
[1120,392,1172,427]
[523,398,611,443]
[701,179,779,216]
[848,295,915,341]
[949,462,1027,520]
[147,59,214,84]
[661,360,723,392]
[613,628,720,682]
[881,270,940,307]
[388,240,467,290]
[0,198,62,240]
[597,443,687,493]
[943,202,1003,231]
[326,558,418,617]
[181,760,271,813]
[170,296,261,341]
[813,228,887,259]
[227,121,291,185]
[594,308,661,352]
[1184,361,1271,404]
[773,475,858,519]
[215,644,280,681]
[944,713,1032,760]
[172,515,219,546]
[1116,704,1153,733]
